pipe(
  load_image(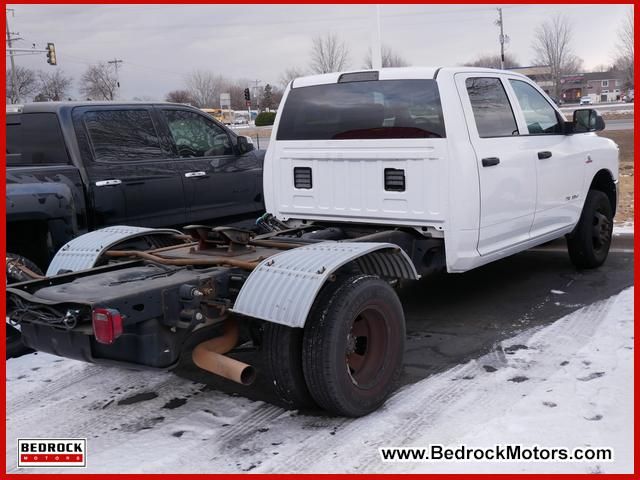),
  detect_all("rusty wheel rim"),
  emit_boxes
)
[345,306,388,389]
